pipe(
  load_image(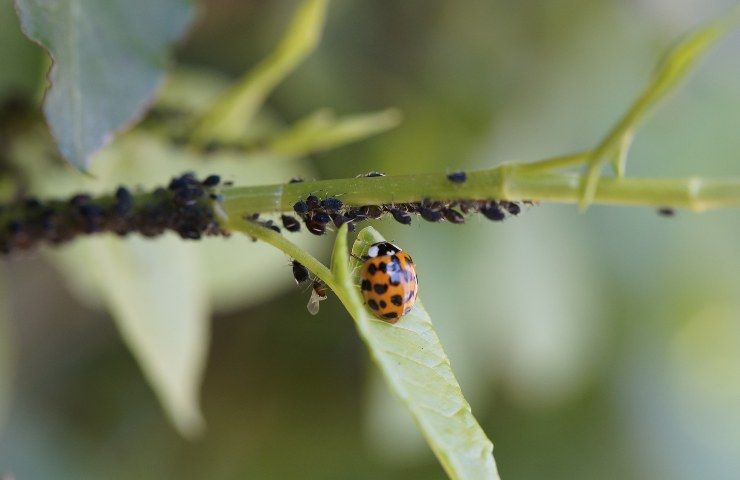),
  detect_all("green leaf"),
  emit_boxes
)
[580,7,740,209]
[267,108,402,156]
[87,235,208,437]
[331,226,499,480]
[192,0,330,144]
[14,0,195,170]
